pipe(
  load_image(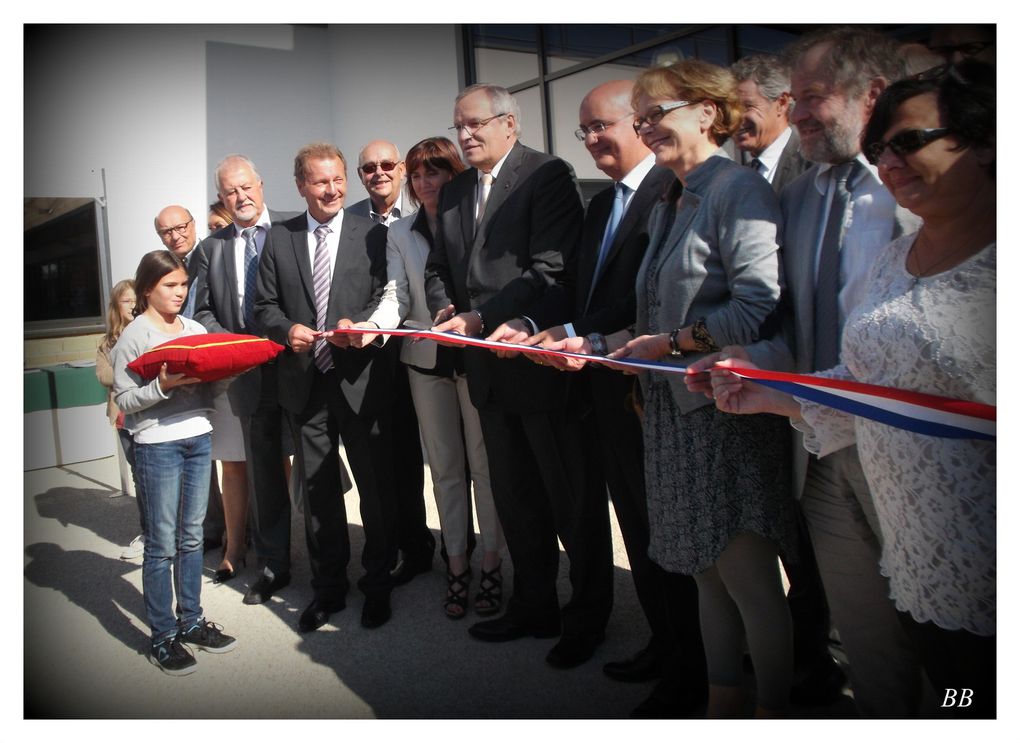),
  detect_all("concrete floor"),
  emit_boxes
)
[23,451,866,722]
